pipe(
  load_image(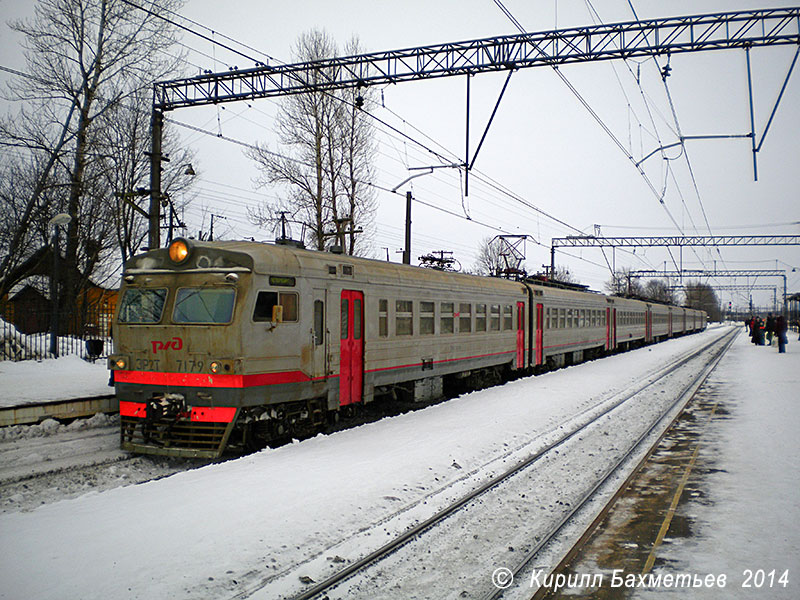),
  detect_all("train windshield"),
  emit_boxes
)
[118,288,168,324]
[173,287,236,324]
